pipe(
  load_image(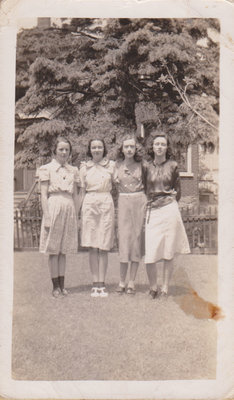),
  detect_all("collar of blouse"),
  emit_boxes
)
[86,158,110,168]
[152,159,168,167]
[51,158,70,172]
